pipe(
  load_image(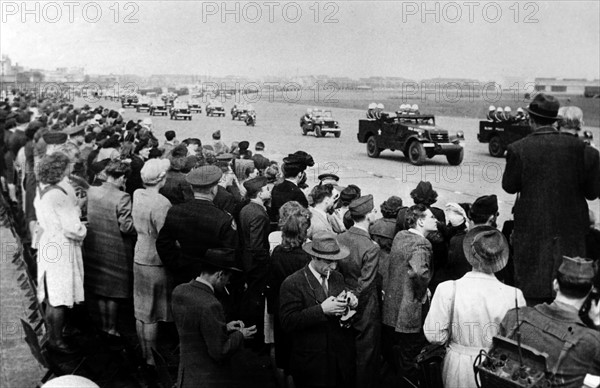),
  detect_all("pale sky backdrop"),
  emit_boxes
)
[1,1,599,80]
